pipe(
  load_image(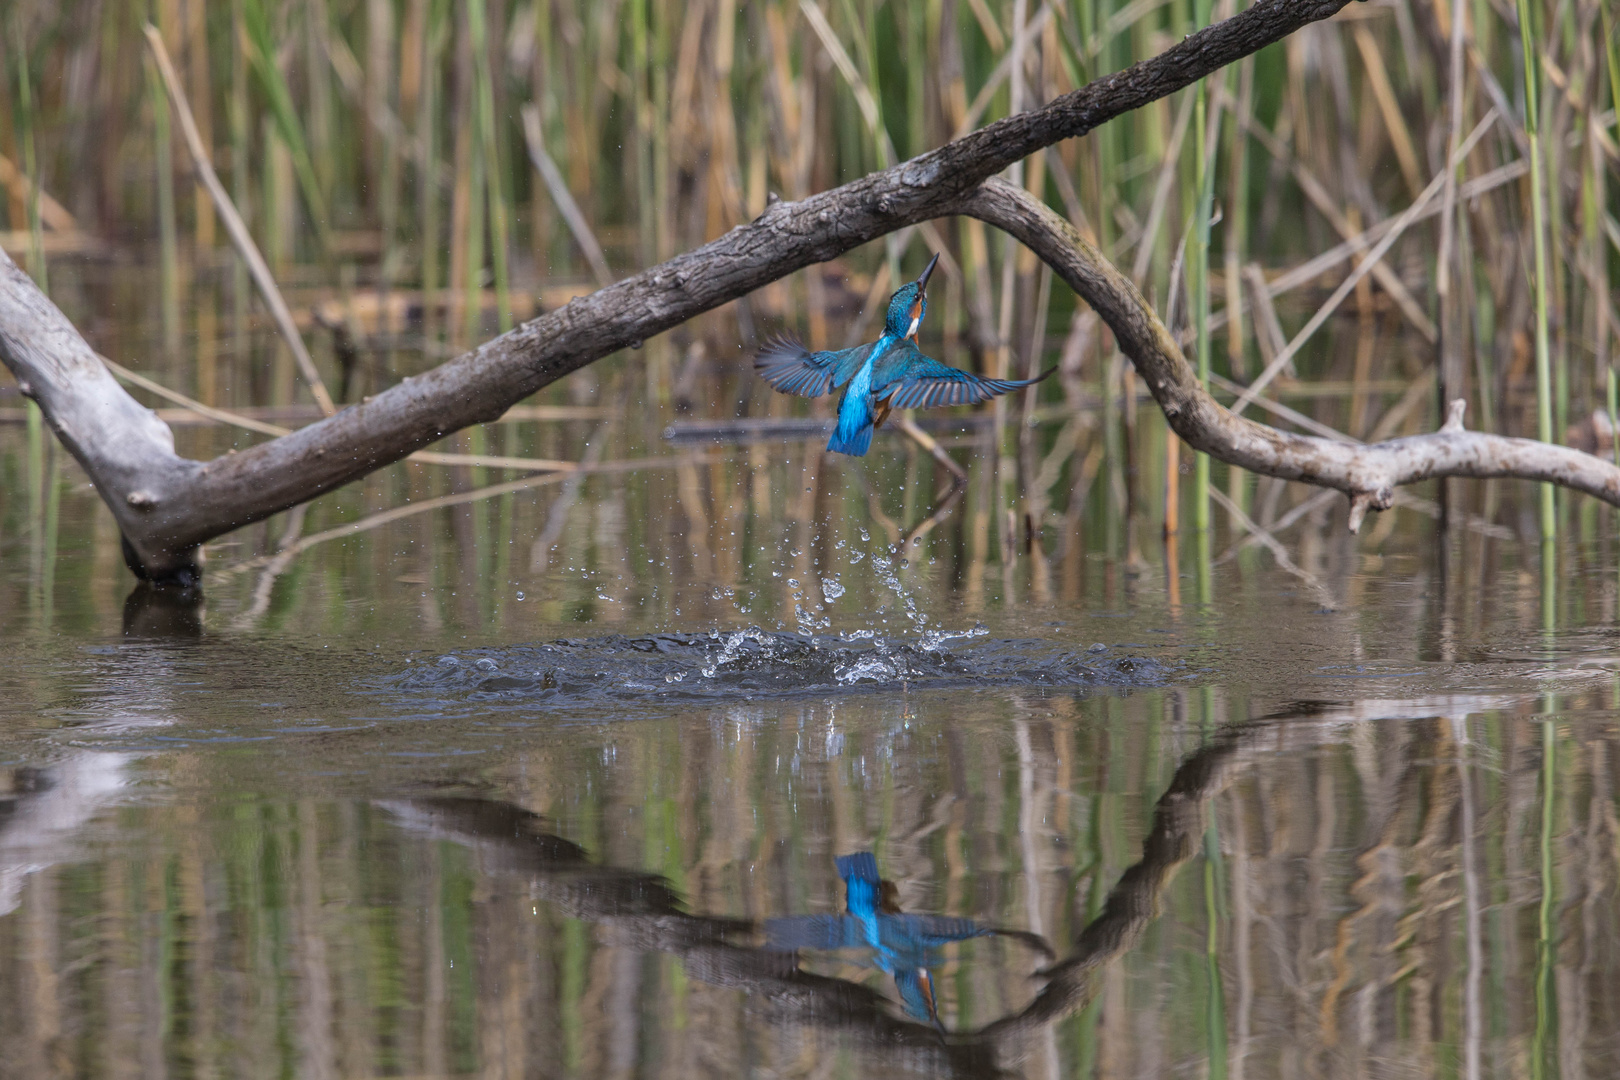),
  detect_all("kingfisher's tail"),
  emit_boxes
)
[835,852,881,886]
[827,422,875,457]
